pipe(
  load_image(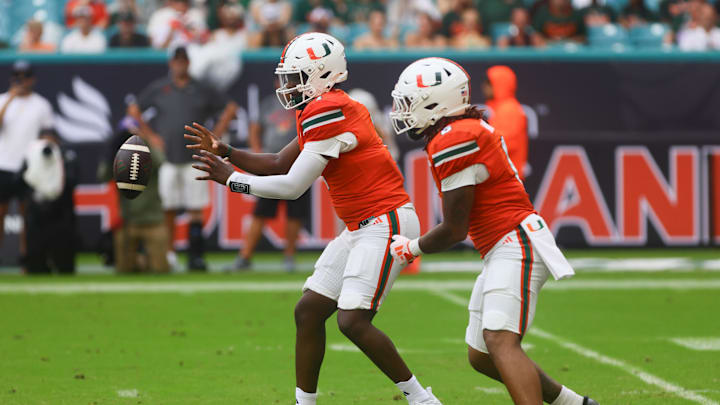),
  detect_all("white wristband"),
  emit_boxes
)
[408,238,424,256]
[227,171,251,194]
